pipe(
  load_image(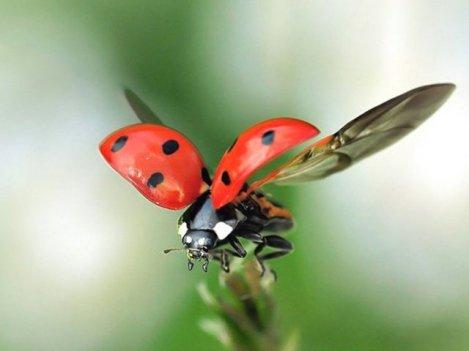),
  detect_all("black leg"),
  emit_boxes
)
[211,250,230,272]
[254,242,266,276]
[229,236,247,258]
[210,237,246,272]
[262,235,293,250]
[202,256,209,272]
[220,250,229,272]
[236,231,263,244]
[254,235,293,277]
[260,250,291,260]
